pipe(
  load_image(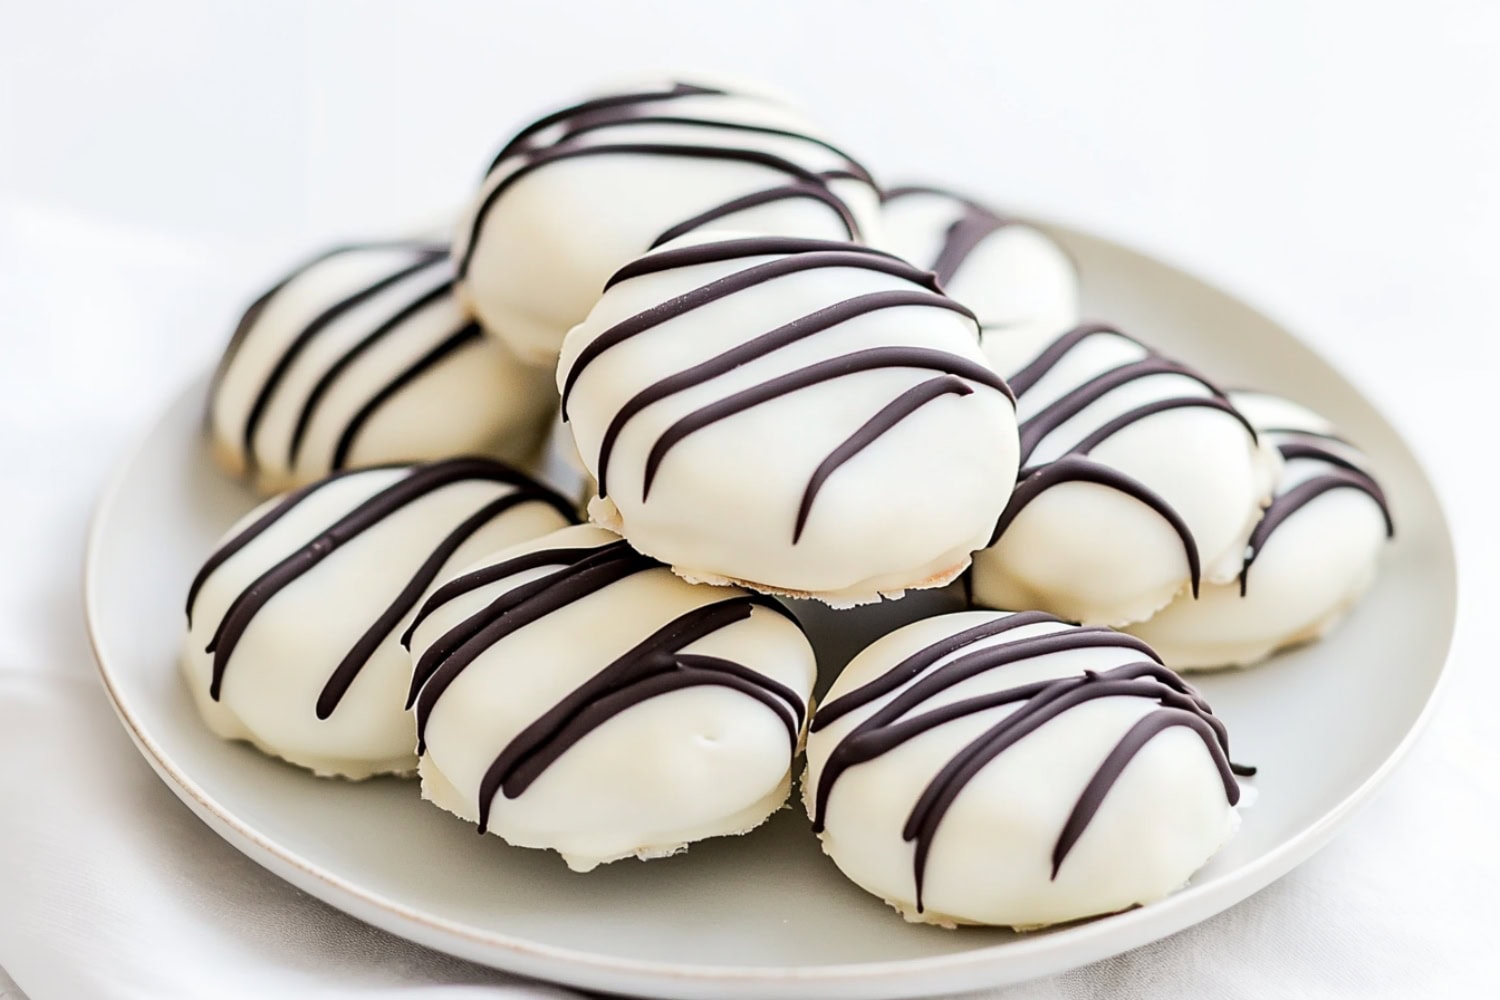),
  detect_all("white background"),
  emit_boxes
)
[1,1,1496,997]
